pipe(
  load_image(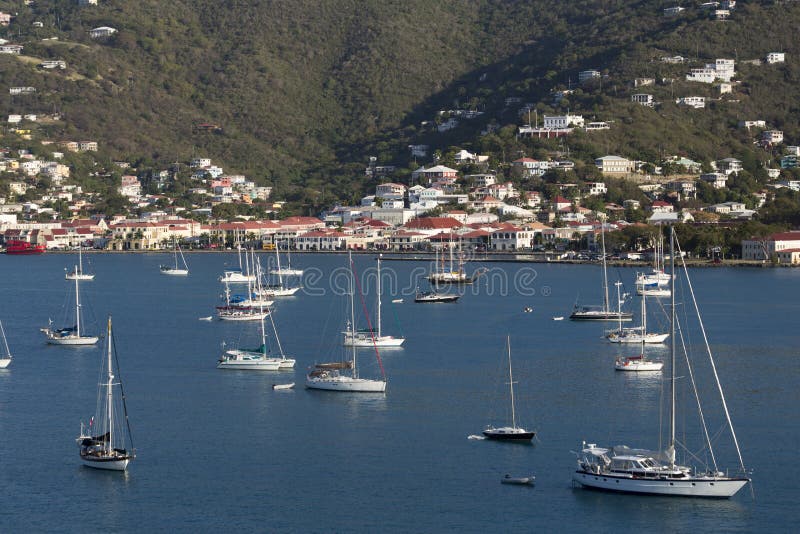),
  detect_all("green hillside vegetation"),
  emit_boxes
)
[0,0,799,225]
